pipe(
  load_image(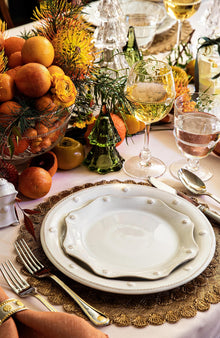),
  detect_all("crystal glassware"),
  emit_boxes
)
[170,92,220,181]
[123,59,175,179]
[163,0,201,46]
[124,1,166,55]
